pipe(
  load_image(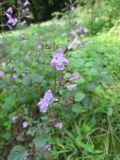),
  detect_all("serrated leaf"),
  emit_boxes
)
[8,145,28,160]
